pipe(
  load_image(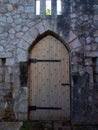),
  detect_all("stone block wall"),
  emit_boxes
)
[0,0,98,125]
